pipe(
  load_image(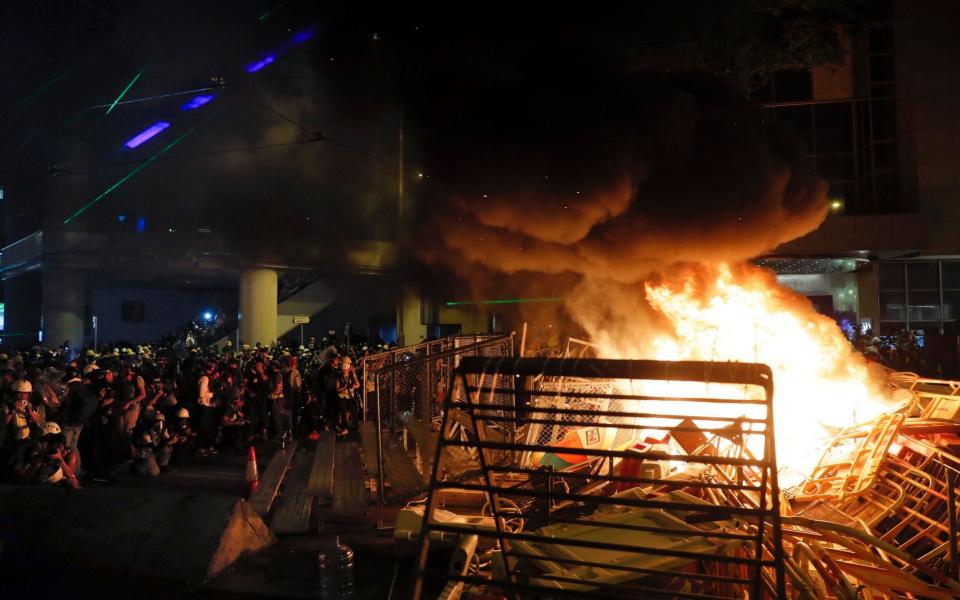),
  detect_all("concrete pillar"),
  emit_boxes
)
[238,268,277,347]
[41,267,85,349]
[3,271,43,346]
[400,286,426,346]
